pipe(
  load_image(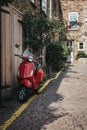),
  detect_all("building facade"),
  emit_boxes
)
[12,0,61,18]
[61,0,87,62]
